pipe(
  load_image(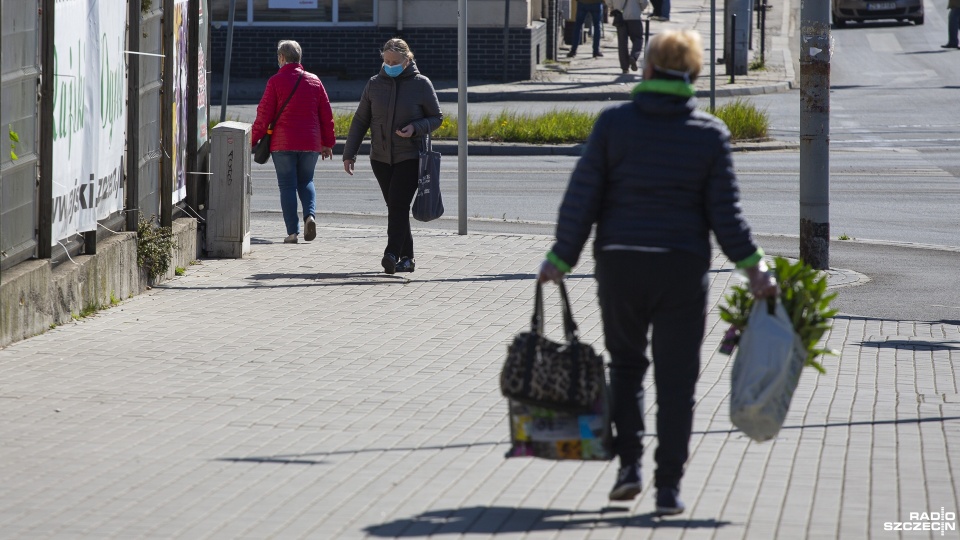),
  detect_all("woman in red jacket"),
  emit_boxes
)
[251,40,335,244]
